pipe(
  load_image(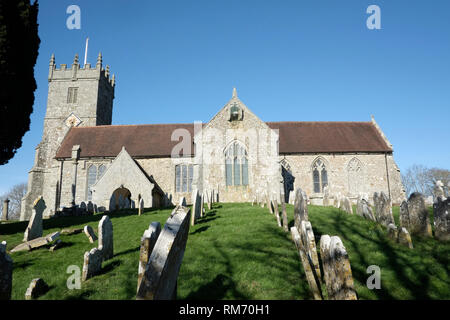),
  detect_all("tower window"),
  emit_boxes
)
[67,87,78,104]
